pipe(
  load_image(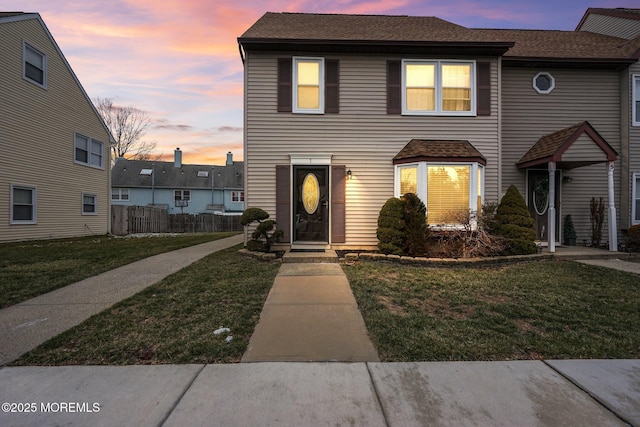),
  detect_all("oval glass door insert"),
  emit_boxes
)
[302,173,320,214]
